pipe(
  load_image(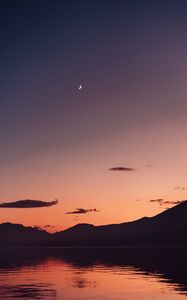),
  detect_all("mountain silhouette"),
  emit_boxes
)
[1,201,187,246]
[0,222,49,246]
